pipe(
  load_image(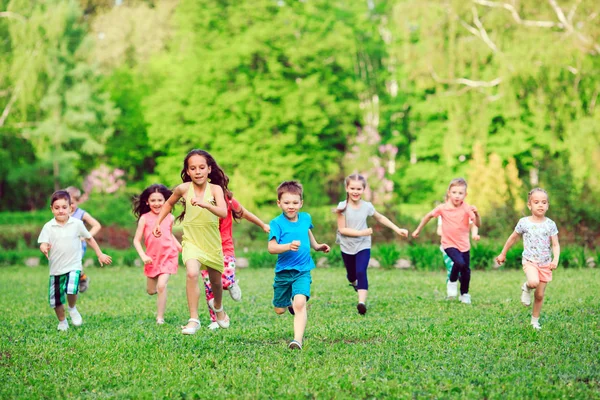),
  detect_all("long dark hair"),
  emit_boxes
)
[178,149,241,222]
[132,184,173,220]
